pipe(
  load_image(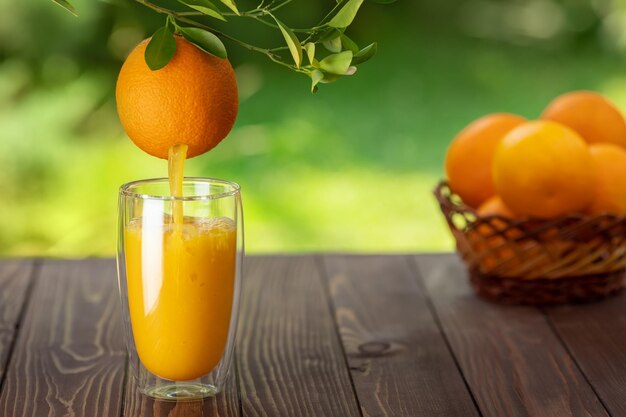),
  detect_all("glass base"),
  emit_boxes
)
[142,382,218,401]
